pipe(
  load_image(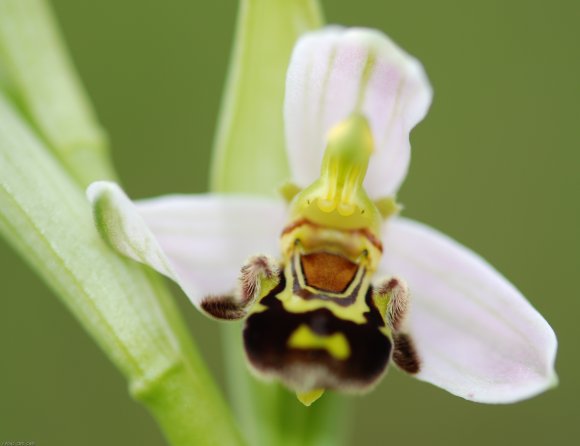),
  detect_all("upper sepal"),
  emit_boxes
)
[284,26,432,199]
